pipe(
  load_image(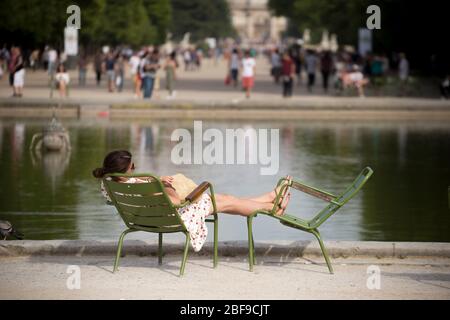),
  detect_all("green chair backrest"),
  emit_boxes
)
[102,173,186,233]
[308,167,373,229]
